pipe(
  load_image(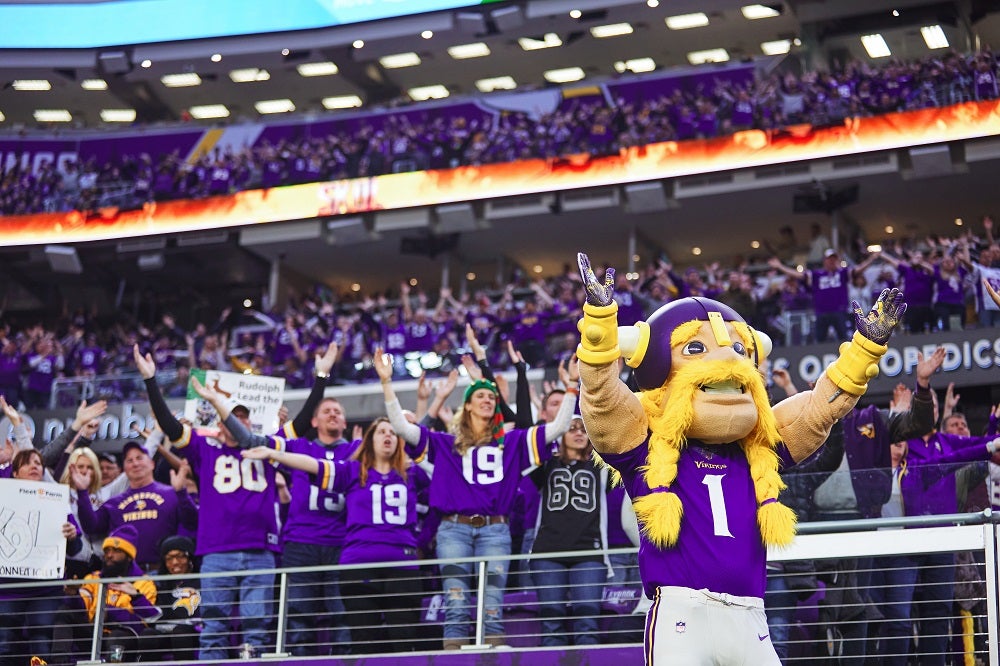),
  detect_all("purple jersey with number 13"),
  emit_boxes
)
[603,437,777,599]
